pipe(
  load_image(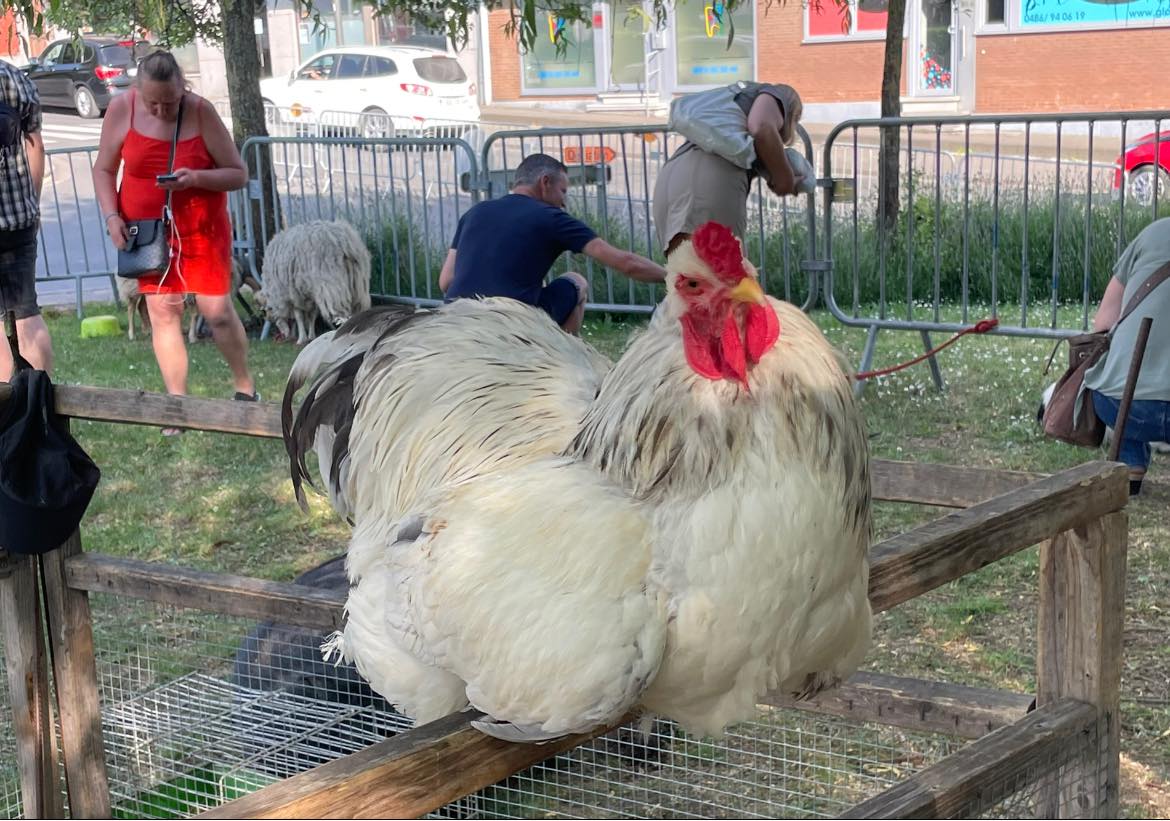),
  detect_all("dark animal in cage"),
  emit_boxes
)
[232,555,390,708]
[229,556,407,778]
